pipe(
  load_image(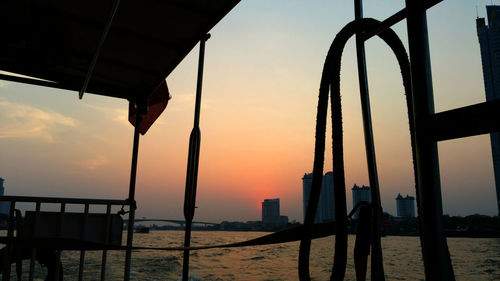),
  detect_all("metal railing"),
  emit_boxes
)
[0,195,132,281]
